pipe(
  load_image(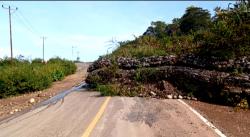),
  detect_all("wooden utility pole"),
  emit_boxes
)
[2,5,18,60]
[72,46,76,61]
[41,36,47,63]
